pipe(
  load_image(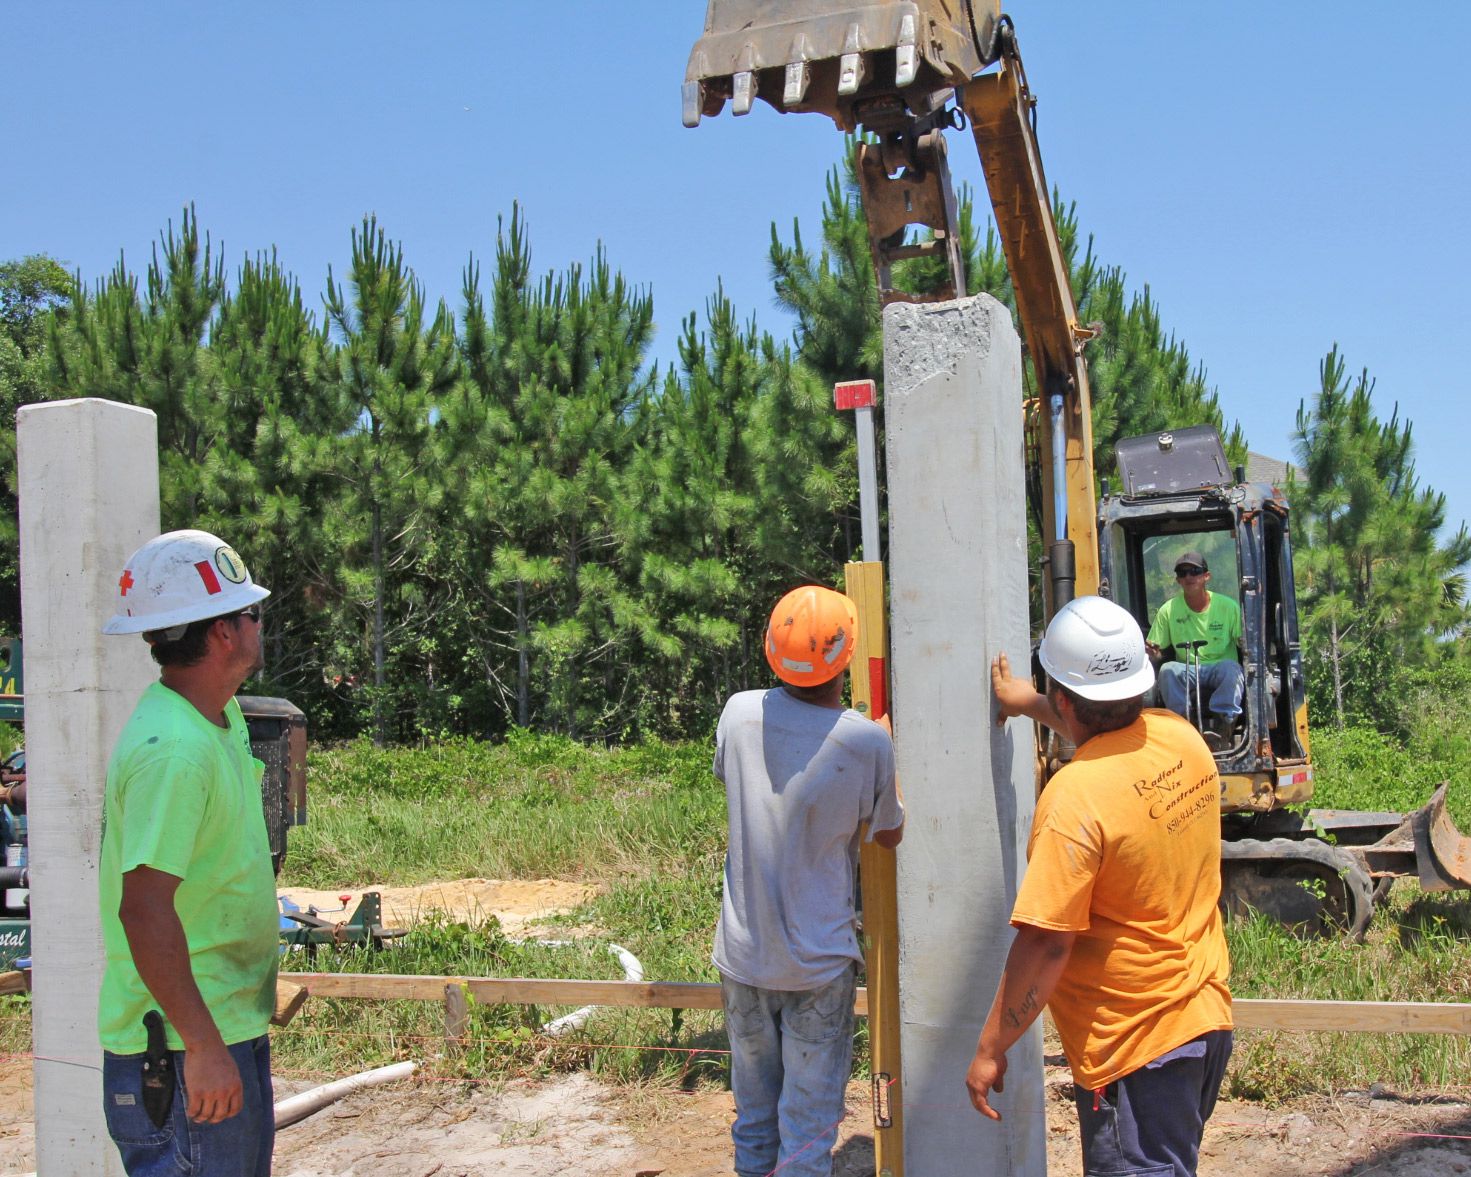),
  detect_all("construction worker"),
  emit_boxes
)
[99,530,278,1176]
[1145,549,1244,749]
[713,585,904,1177]
[969,595,1232,1177]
